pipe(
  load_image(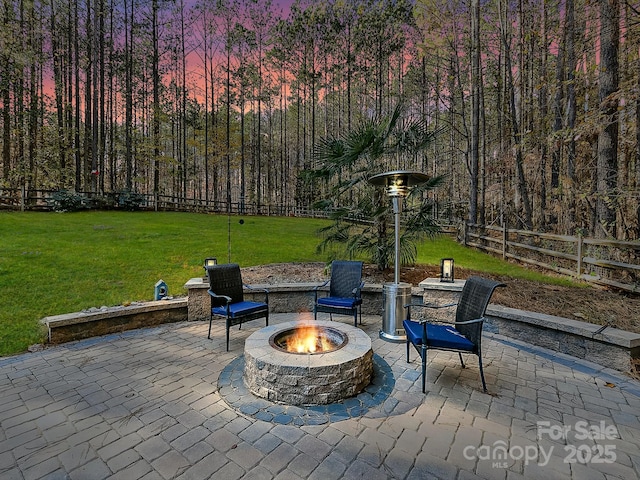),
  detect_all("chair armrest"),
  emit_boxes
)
[208,290,232,308]
[454,317,485,326]
[243,284,269,294]
[244,284,269,303]
[407,302,457,310]
[409,318,456,325]
[313,280,330,291]
[313,280,330,301]
[403,302,457,322]
[351,281,365,298]
[207,289,231,302]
